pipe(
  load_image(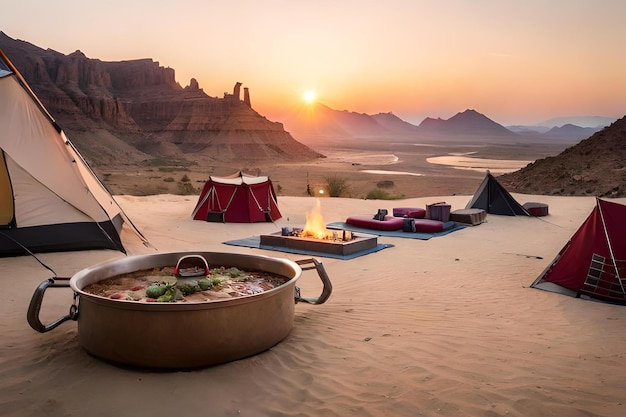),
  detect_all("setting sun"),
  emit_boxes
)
[302,90,316,104]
